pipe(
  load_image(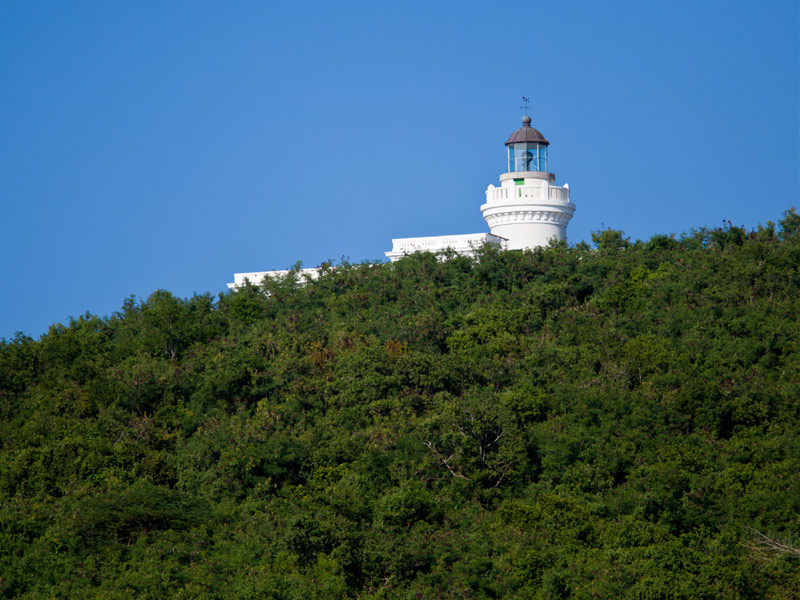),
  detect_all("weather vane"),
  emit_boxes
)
[520,96,531,116]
